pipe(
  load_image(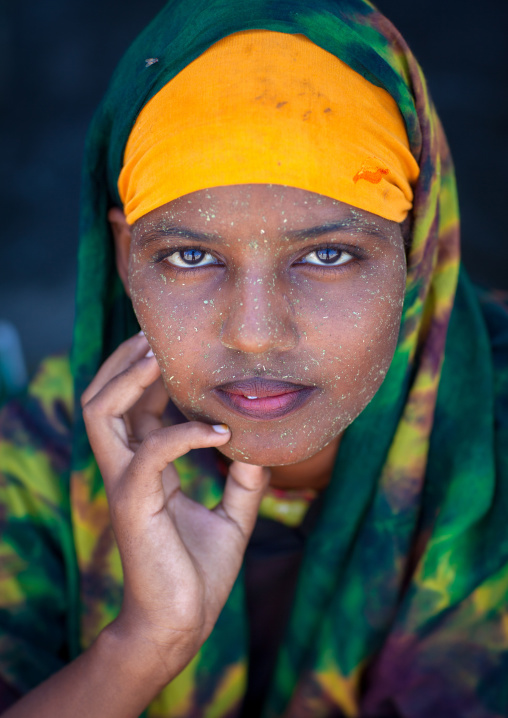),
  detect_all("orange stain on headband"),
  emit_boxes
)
[353,160,390,185]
